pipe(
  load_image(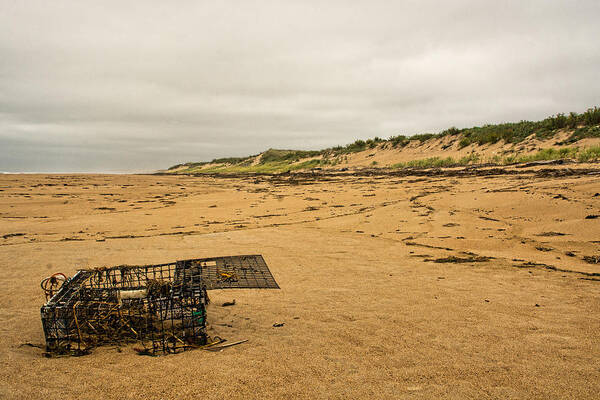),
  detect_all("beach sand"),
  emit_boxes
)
[1,167,599,399]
